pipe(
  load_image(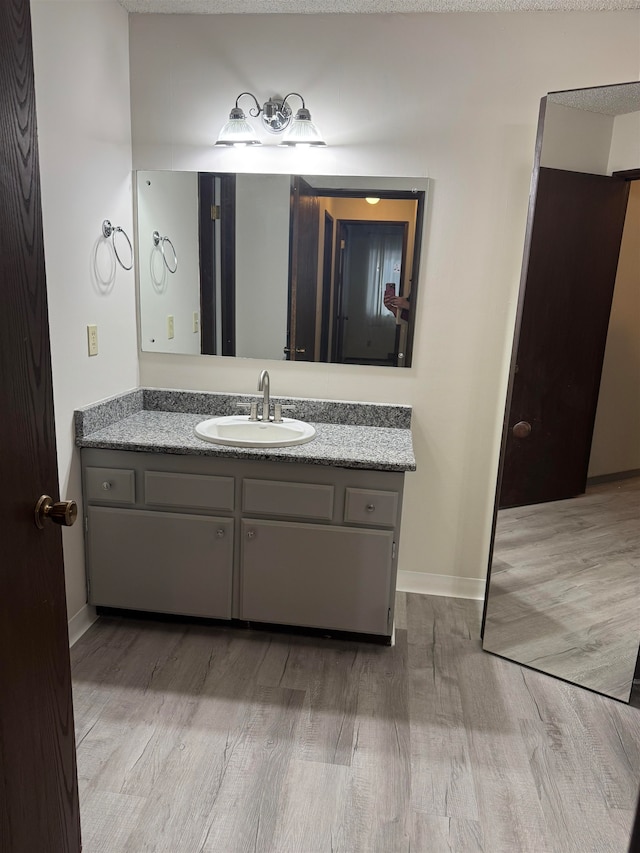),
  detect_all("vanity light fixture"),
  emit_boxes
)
[365,197,381,205]
[215,92,326,147]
